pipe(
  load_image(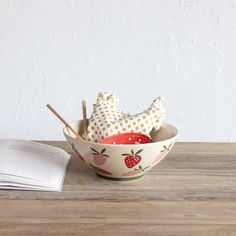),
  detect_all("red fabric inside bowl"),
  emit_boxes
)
[100,133,151,145]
